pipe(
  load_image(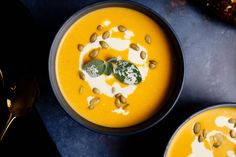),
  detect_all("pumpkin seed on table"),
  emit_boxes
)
[77,44,84,51]
[230,129,236,138]
[79,71,85,80]
[97,25,103,31]
[140,51,146,59]
[145,34,151,44]
[102,31,110,39]
[90,33,97,43]
[118,25,127,32]
[130,43,140,51]
[89,49,99,58]
[99,41,109,49]
[92,87,100,94]
[193,122,201,134]
[88,97,100,109]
